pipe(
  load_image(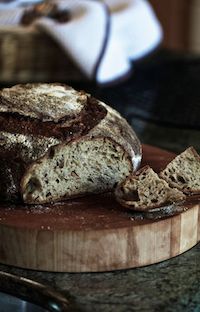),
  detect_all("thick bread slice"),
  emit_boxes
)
[0,83,141,203]
[160,147,200,194]
[21,137,133,204]
[115,166,186,211]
